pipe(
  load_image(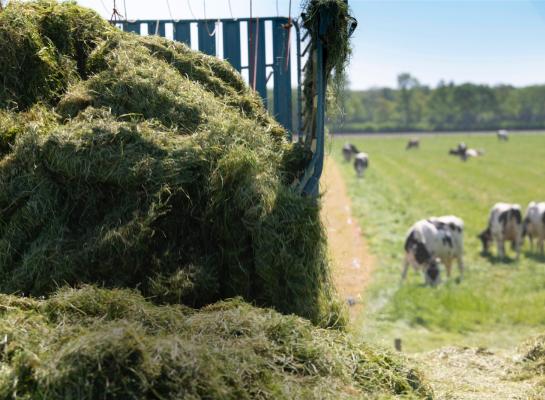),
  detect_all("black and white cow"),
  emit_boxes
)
[448,143,483,161]
[353,152,369,178]
[401,216,465,285]
[449,142,468,159]
[342,143,360,162]
[478,203,523,260]
[523,201,545,254]
[497,130,509,141]
[406,138,420,150]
